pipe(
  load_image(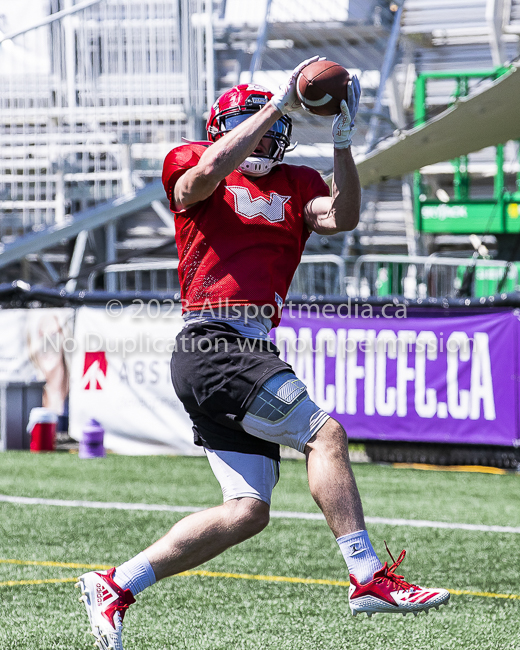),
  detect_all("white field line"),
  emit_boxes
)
[1,494,519,534]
